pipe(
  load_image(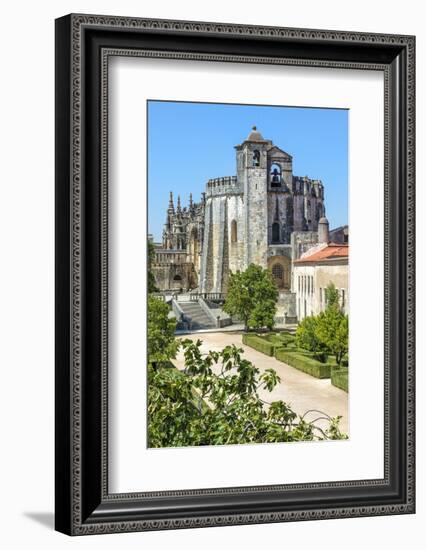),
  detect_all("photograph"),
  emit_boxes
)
[147,100,349,448]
